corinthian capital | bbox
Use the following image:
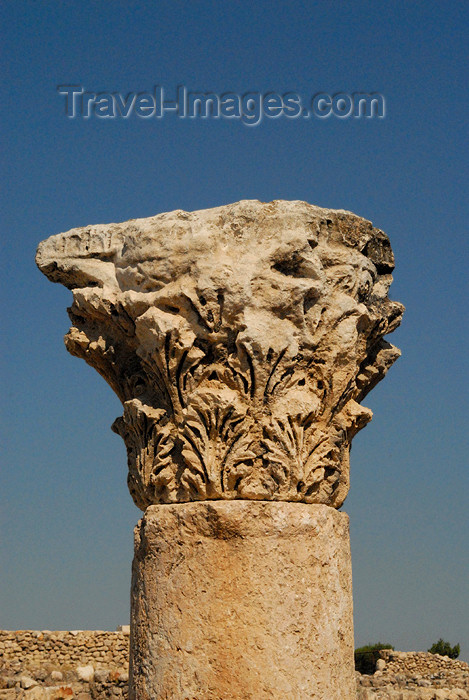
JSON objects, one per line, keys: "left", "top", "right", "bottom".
{"left": 36, "top": 200, "right": 404, "bottom": 509}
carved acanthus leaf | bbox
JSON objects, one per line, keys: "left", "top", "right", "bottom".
{"left": 180, "top": 387, "right": 257, "bottom": 499}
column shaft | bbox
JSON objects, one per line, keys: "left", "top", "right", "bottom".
{"left": 130, "top": 501, "right": 356, "bottom": 700}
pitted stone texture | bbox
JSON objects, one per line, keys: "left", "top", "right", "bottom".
{"left": 129, "top": 501, "right": 356, "bottom": 700}
{"left": 36, "top": 200, "right": 403, "bottom": 509}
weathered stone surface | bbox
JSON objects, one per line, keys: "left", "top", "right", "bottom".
{"left": 356, "top": 650, "right": 469, "bottom": 699}
{"left": 48, "top": 674, "right": 62, "bottom": 684}
{"left": 2, "top": 633, "right": 468, "bottom": 699}
{"left": 0, "top": 630, "right": 128, "bottom": 669}
{"left": 19, "top": 678, "right": 36, "bottom": 690}
{"left": 36, "top": 200, "right": 403, "bottom": 509}
{"left": 76, "top": 666, "right": 93, "bottom": 683}
{"left": 129, "top": 501, "right": 356, "bottom": 700}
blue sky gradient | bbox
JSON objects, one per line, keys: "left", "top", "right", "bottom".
{"left": 1, "top": 0, "right": 468, "bottom": 660}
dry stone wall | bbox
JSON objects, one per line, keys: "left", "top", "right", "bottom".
{"left": 0, "top": 631, "right": 128, "bottom": 669}
{"left": 0, "top": 630, "right": 128, "bottom": 699}
{"left": 357, "top": 650, "right": 469, "bottom": 700}
{"left": 2, "top": 632, "right": 468, "bottom": 699}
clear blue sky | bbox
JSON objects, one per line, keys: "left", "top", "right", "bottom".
{"left": 1, "top": 0, "right": 468, "bottom": 661}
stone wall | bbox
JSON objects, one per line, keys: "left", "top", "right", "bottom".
{"left": 0, "top": 631, "right": 128, "bottom": 669}
{"left": 1, "top": 631, "right": 468, "bottom": 699}
{"left": 357, "top": 650, "right": 469, "bottom": 700}
{"left": 0, "top": 630, "right": 128, "bottom": 699}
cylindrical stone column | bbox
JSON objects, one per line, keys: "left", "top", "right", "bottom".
{"left": 37, "top": 200, "right": 404, "bottom": 699}
{"left": 130, "top": 502, "right": 355, "bottom": 700}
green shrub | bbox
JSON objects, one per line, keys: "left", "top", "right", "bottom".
{"left": 428, "top": 638, "right": 460, "bottom": 659}
{"left": 354, "top": 642, "right": 395, "bottom": 674}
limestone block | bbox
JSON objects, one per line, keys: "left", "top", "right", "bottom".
{"left": 130, "top": 501, "right": 356, "bottom": 700}
{"left": 23, "top": 689, "right": 45, "bottom": 700}
{"left": 76, "top": 665, "right": 94, "bottom": 683}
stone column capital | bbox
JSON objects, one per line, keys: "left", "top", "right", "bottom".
{"left": 36, "top": 200, "right": 403, "bottom": 509}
